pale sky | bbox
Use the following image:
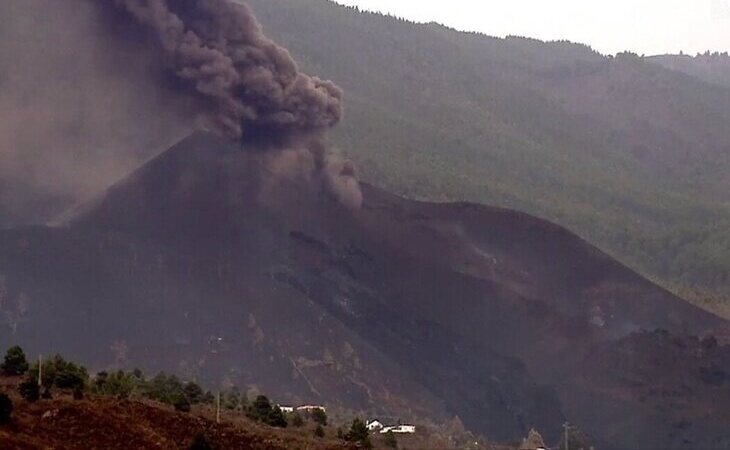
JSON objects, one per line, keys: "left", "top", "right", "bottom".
{"left": 333, "top": 0, "right": 730, "bottom": 56}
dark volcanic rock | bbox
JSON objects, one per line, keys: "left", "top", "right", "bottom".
{"left": 0, "top": 132, "right": 728, "bottom": 449}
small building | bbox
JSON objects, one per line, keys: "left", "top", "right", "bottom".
{"left": 366, "top": 420, "right": 384, "bottom": 431}
{"left": 296, "top": 405, "right": 327, "bottom": 413}
{"left": 277, "top": 405, "right": 294, "bottom": 413}
{"left": 380, "top": 424, "right": 416, "bottom": 434}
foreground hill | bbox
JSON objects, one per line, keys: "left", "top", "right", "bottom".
{"left": 0, "top": 392, "right": 344, "bottom": 449}
{"left": 1, "top": 133, "right": 729, "bottom": 449}
{"left": 241, "top": 0, "right": 730, "bottom": 317}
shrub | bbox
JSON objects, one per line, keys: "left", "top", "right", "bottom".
{"left": 94, "top": 371, "right": 109, "bottom": 389}
{"left": 73, "top": 386, "right": 84, "bottom": 400}
{"left": 146, "top": 372, "right": 184, "bottom": 405}
{"left": 18, "top": 378, "right": 39, "bottom": 402}
{"left": 55, "top": 367, "right": 86, "bottom": 391}
{"left": 311, "top": 407, "right": 327, "bottom": 426}
{"left": 173, "top": 394, "right": 191, "bottom": 413}
{"left": 384, "top": 430, "right": 398, "bottom": 449}
{"left": 41, "top": 387, "right": 52, "bottom": 399}
{"left": 249, "top": 395, "right": 272, "bottom": 421}
{"left": 202, "top": 391, "right": 216, "bottom": 405}
{"left": 224, "top": 387, "right": 241, "bottom": 411}
{"left": 183, "top": 381, "right": 204, "bottom": 405}
{"left": 1, "top": 346, "right": 29, "bottom": 376}
{"left": 31, "top": 355, "right": 88, "bottom": 391}
{"left": 266, "top": 405, "right": 287, "bottom": 428}
{"left": 291, "top": 412, "right": 304, "bottom": 427}
{"left": 346, "top": 418, "right": 372, "bottom": 449}
{"left": 95, "top": 370, "right": 135, "bottom": 398}
{"left": 314, "top": 424, "right": 325, "bottom": 438}
{"left": 0, "top": 393, "right": 12, "bottom": 424}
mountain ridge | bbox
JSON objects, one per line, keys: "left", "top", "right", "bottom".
{"left": 241, "top": 0, "right": 730, "bottom": 318}
{"left": 649, "top": 53, "right": 730, "bottom": 89}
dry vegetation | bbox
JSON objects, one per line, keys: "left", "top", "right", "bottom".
{"left": 0, "top": 387, "right": 345, "bottom": 450}
{"left": 0, "top": 378, "right": 512, "bottom": 450}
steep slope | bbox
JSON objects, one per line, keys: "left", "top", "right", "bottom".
{"left": 1, "top": 133, "right": 729, "bottom": 448}
{"left": 241, "top": 0, "right": 730, "bottom": 317}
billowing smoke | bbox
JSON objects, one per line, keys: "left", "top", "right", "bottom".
{"left": 109, "top": 0, "right": 361, "bottom": 209}
{"left": 0, "top": 0, "right": 361, "bottom": 228}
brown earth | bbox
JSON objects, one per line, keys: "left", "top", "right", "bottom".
{"left": 0, "top": 132, "right": 728, "bottom": 449}
{"left": 0, "top": 391, "right": 347, "bottom": 450}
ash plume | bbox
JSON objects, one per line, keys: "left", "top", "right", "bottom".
{"left": 0, "top": 0, "right": 361, "bottom": 228}
{"left": 109, "top": 0, "right": 361, "bottom": 208}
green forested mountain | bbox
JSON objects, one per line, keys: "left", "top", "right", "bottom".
{"left": 245, "top": 0, "right": 730, "bottom": 317}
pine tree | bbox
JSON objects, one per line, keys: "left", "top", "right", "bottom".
{"left": 266, "top": 405, "right": 288, "bottom": 428}
{"left": 250, "top": 395, "right": 272, "bottom": 421}
{"left": 183, "top": 381, "right": 204, "bottom": 404}
{"left": 346, "top": 418, "right": 373, "bottom": 449}
{"left": 18, "top": 378, "right": 39, "bottom": 402}
{"left": 1, "top": 346, "right": 29, "bottom": 376}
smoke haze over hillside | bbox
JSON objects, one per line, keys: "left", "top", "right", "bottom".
{"left": 109, "top": 0, "right": 360, "bottom": 209}
{"left": 0, "top": 0, "right": 360, "bottom": 226}
{"left": 0, "top": 0, "right": 201, "bottom": 225}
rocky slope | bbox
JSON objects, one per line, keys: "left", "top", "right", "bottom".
{"left": 0, "top": 133, "right": 728, "bottom": 448}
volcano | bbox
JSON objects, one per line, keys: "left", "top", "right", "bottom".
{"left": 0, "top": 132, "right": 729, "bottom": 449}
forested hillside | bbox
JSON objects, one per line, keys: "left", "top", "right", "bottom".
{"left": 650, "top": 53, "right": 730, "bottom": 88}
{"left": 245, "top": 0, "right": 730, "bottom": 317}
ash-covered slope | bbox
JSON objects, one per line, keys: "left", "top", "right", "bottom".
{"left": 243, "top": 0, "right": 730, "bottom": 318}
{"left": 1, "top": 133, "right": 729, "bottom": 449}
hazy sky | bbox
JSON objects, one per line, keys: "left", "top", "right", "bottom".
{"left": 333, "top": 0, "right": 730, "bottom": 56}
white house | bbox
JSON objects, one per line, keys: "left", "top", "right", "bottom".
{"left": 366, "top": 420, "right": 384, "bottom": 431}
{"left": 277, "top": 405, "right": 294, "bottom": 413}
{"left": 296, "top": 405, "right": 327, "bottom": 413}
{"left": 380, "top": 425, "right": 416, "bottom": 434}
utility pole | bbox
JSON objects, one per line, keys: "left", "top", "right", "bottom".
{"left": 216, "top": 391, "right": 221, "bottom": 424}
{"left": 563, "top": 421, "right": 570, "bottom": 450}
{"left": 38, "top": 354, "right": 42, "bottom": 388}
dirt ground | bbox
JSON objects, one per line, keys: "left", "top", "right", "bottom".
{"left": 0, "top": 391, "right": 349, "bottom": 450}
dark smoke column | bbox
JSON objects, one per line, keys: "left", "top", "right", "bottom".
{"left": 111, "top": 0, "right": 361, "bottom": 207}
{"left": 113, "top": 0, "right": 343, "bottom": 140}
